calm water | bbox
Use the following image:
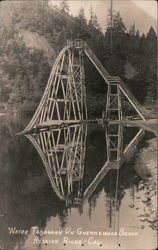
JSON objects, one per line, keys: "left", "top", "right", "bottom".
{"left": 0, "top": 116, "right": 157, "bottom": 250}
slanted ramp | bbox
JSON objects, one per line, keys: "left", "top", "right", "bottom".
{"left": 84, "top": 43, "right": 147, "bottom": 121}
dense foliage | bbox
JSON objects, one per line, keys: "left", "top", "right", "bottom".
{"left": 0, "top": 0, "right": 157, "bottom": 117}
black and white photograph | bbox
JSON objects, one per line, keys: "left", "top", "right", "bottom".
{"left": 0, "top": 0, "right": 157, "bottom": 249}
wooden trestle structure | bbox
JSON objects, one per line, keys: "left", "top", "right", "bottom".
{"left": 20, "top": 39, "right": 147, "bottom": 135}
{"left": 20, "top": 39, "right": 148, "bottom": 206}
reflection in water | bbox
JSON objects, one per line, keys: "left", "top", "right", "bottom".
{"left": 26, "top": 125, "right": 87, "bottom": 207}
{"left": 26, "top": 122, "right": 145, "bottom": 208}
{"left": 0, "top": 117, "right": 157, "bottom": 250}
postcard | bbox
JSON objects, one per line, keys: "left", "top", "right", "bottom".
{"left": 0, "top": 1, "right": 157, "bottom": 249}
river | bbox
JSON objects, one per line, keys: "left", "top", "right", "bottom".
{"left": 0, "top": 115, "right": 157, "bottom": 250}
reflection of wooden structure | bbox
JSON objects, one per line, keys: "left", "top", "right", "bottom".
{"left": 26, "top": 125, "right": 87, "bottom": 206}
{"left": 83, "top": 123, "right": 145, "bottom": 200}
{"left": 106, "top": 123, "right": 123, "bottom": 168}
{"left": 20, "top": 40, "right": 148, "bottom": 135}
{"left": 26, "top": 121, "right": 145, "bottom": 208}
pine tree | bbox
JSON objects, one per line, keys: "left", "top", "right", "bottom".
{"left": 147, "top": 26, "right": 157, "bottom": 38}
{"left": 146, "top": 26, "right": 157, "bottom": 55}
{"left": 104, "top": 11, "right": 127, "bottom": 75}
{"left": 105, "top": 11, "right": 126, "bottom": 50}
{"left": 59, "top": 0, "right": 70, "bottom": 13}
{"left": 105, "top": 0, "right": 114, "bottom": 55}
{"left": 112, "top": 12, "right": 126, "bottom": 36}
{"left": 89, "top": 7, "right": 101, "bottom": 31}
{"left": 78, "top": 7, "right": 87, "bottom": 24}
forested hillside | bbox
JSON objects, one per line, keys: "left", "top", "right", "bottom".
{"left": 0, "top": 0, "right": 157, "bottom": 117}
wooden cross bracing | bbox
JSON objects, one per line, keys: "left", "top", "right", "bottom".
{"left": 20, "top": 40, "right": 148, "bottom": 135}
{"left": 21, "top": 44, "right": 88, "bottom": 134}
{"left": 37, "top": 49, "right": 87, "bottom": 124}
{"left": 106, "top": 83, "right": 122, "bottom": 121}
{"left": 26, "top": 125, "right": 87, "bottom": 201}
{"left": 106, "top": 123, "right": 123, "bottom": 166}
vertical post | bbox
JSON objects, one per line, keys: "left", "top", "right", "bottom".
{"left": 117, "top": 85, "right": 122, "bottom": 121}
{"left": 106, "top": 84, "right": 110, "bottom": 120}
{"left": 117, "top": 122, "right": 123, "bottom": 161}
{"left": 80, "top": 49, "right": 84, "bottom": 121}
{"left": 109, "top": 172, "right": 112, "bottom": 228}
{"left": 80, "top": 48, "right": 88, "bottom": 120}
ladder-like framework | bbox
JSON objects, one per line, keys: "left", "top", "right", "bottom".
{"left": 39, "top": 44, "right": 88, "bottom": 124}
{"left": 25, "top": 124, "right": 87, "bottom": 205}
{"left": 106, "top": 82, "right": 122, "bottom": 121}
{"left": 105, "top": 76, "right": 146, "bottom": 120}
{"left": 106, "top": 123, "right": 123, "bottom": 168}
{"left": 20, "top": 40, "right": 148, "bottom": 135}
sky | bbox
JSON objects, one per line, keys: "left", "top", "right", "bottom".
{"left": 50, "top": 0, "right": 157, "bottom": 33}
{"left": 132, "top": 0, "right": 157, "bottom": 19}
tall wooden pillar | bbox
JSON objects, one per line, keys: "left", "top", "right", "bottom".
{"left": 106, "top": 83, "right": 122, "bottom": 121}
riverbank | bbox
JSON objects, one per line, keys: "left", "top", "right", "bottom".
{"left": 134, "top": 137, "right": 157, "bottom": 231}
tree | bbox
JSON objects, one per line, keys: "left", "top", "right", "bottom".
{"left": 89, "top": 7, "right": 101, "bottom": 31}
{"left": 78, "top": 7, "right": 87, "bottom": 24}
{"left": 112, "top": 12, "right": 126, "bottom": 36}
{"left": 59, "top": 0, "right": 70, "bottom": 13}
{"left": 146, "top": 26, "right": 157, "bottom": 56}
{"left": 105, "top": 11, "right": 126, "bottom": 49}
{"left": 147, "top": 26, "right": 157, "bottom": 38}
{"left": 104, "top": 11, "right": 127, "bottom": 75}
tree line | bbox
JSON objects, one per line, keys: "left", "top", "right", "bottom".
{"left": 0, "top": 0, "right": 157, "bottom": 117}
